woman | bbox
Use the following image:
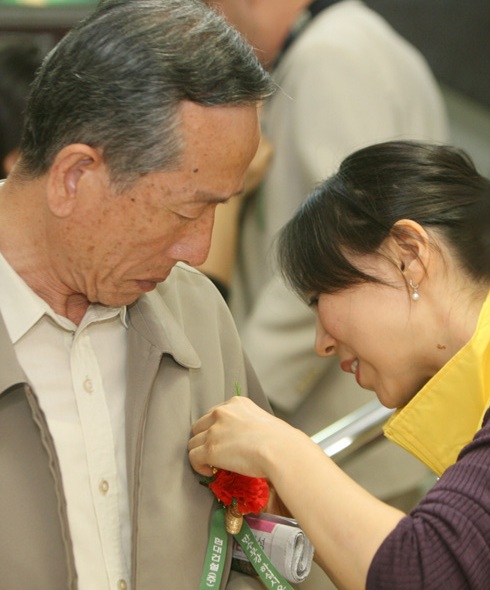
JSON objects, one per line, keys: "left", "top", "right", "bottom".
{"left": 188, "top": 141, "right": 490, "bottom": 589}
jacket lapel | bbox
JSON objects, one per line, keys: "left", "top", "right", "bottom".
{"left": 124, "top": 290, "right": 201, "bottom": 500}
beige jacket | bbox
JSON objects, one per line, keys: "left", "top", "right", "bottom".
{"left": 0, "top": 263, "right": 269, "bottom": 590}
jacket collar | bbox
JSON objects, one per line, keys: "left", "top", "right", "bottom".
{"left": 384, "top": 291, "right": 490, "bottom": 476}
{"left": 127, "top": 287, "right": 201, "bottom": 370}
{"left": 0, "top": 266, "right": 202, "bottom": 397}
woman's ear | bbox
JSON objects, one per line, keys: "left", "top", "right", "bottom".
{"left": 46, "top": 144, "right": 104, "bottom": 217}
{"left": 387, "top": 219, "right": 431, "bottom": 284}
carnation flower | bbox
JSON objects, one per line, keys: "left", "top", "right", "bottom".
{"left": 208, "top": 469, "right": 269, "bottom": 514}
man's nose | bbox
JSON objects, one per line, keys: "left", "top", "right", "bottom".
{"left": 168, "top": 207, "right": 215, "bottom": 267}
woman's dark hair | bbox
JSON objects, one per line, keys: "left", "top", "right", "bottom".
{"left": 278, "top": 140, "right": 490, "bottom": 297}
{"left": 463, "top": 189, "right": 490, "bottom": 278}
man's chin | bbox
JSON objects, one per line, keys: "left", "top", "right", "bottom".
{"left": 136, "top": 279, "right": 159, "bottom": 293}
{"left": 93, "top": 290, "right": 144, "bottom": 309}
{"left": 94, "top": 278, "right": 166, "bottom": 308}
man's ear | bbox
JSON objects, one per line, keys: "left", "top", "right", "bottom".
{"left": 387, "top": 219, "right": 431, "bottom": 284}
{"left": 46, "top": 144, "right": 104, "bottom": 217}
{"left": 3, "top": 148, "right": 20, "bottom": 176}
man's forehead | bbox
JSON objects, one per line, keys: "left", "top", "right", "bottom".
{"left": 150, "top": 182, "right": 243, "bottom": 208}
{"left": 180, "top": 99, "right": 259, "bottom": 135}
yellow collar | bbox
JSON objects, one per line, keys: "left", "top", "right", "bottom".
{"left": 384, "top": 292, "right": 490, "bottom": 477}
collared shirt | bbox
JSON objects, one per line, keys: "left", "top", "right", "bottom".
{"left": 384, "top": 291, "right": 490, "bottom": 476}
{"left": 0, "top": 253, "right": 131, "bottom": 590}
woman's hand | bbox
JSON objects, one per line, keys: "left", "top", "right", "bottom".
{"left": 189, "top": 396, "right": 405, "bottom": 589}
{"left": 188, "top": 396, "right": 295, "bottom": 479}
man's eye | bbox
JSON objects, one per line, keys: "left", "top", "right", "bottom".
{"left": 175, "top": 209, "right": 199, "bottom": 221}
{"left": 175, "top": 205, "right": 207, "bottom": 220}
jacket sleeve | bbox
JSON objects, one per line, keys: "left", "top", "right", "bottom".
{"left": 367, "top": 412, "right": 490, "bottom": 589}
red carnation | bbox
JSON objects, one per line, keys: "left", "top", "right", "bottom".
{"left": 209, "top": 469, "right": 269, "bottom": 514}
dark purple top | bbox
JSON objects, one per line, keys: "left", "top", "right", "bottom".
{"left": 367, "top": 408, "right": 490, "bottom": 589}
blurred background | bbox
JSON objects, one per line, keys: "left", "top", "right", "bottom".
{"left": 1, "top": 0, "right": 489, "bottom": 175}
{"left": 366, "top": 0, "right": 490, "bottom": 176}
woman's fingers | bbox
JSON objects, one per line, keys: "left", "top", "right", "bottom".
{"left": 191, "top": 396, "right": 241, "bottom": 435}
{"left": 187, "top": 427, "right": 215, "bottom": 476}
{"left": 188, "top": 397, "right": 271, "bottom": 477}
{"left": 191, "top": 409, "right": 214, "bottom": 436}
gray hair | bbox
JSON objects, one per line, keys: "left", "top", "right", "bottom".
{"left": 19, "top": 0, "right": 274, "bottom": 187}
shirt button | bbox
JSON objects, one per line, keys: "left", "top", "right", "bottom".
{"left": 83, "top": 377, "right": 94, "bottom": 394}
{"left": 99, "top": 479, "right": 110, "bottom": 495}
{"left": 117, "top": 579, "right": 128, "bottom": 590}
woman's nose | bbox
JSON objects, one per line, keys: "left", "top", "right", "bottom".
{"left": 314, "top": 318, "right": 336, "bottom": 358}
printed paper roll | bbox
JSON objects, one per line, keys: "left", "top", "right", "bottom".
{"left": 231, "top": 513, "right": 314, "bottom": 583}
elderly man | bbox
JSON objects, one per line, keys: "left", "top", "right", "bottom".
{"left": 0, "top": 1, "right": 273, "bottom": 589}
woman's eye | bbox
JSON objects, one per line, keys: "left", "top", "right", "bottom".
{"left": 308, "top": 294, "right": 319, "bottom": 307}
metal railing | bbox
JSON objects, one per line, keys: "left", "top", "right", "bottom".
{"left": 311, "top": 399, "right": 395, "bottom": 462}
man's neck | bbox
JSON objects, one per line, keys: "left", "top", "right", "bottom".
{"left": 0, "top": 176, "right": 91, "bottom": 326}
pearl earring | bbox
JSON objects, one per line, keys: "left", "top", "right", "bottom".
{"left": 409, "top": 279, "right": 420, "bottom": 301}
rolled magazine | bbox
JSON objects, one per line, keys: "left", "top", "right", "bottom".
{"left": 231, "top": 513, "right": 314, "bottom": 584}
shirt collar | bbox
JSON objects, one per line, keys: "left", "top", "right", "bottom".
{"left": 384, "top": 291, "right": 490, "bottom": 476}
{"left": 0, "top": 252, "right": 127, "bottom": 344}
